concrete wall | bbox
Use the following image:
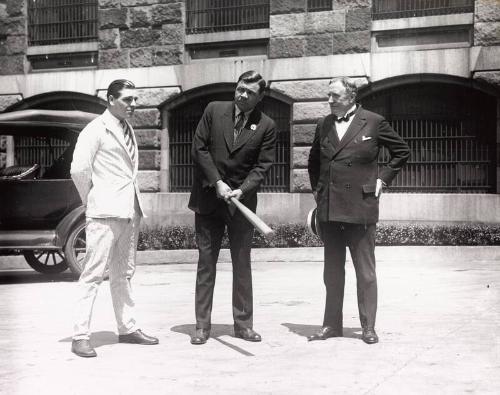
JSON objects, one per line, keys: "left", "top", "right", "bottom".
{"left": 140, "top": 192, "right": 500, "bottom": 227}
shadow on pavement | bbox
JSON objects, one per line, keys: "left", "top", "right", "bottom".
{"left": 171, "top": 324, "right": 255, "bottom": 356}
{"left": 59, "top": 331, "right": 118, "bottom": 348}
{"left": 0, "top": 270, "right": 76, "bottom": 284}
{"left": 282, "top": 323, "right": 362, "bottom": 340}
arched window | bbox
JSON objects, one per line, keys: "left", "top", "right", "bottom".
{"left": 360, "top": 79, "right": 497, "bottom": 193}
{"left": 168, "top": 90, "right": 290, "bottom": 192}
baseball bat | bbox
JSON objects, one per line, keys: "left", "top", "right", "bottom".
{"left": 229, "top": 197, "right": 275, "bottom": 238}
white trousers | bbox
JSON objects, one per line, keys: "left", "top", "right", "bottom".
{"left": 72, "top": 213, "right": 141, "bottom": 340}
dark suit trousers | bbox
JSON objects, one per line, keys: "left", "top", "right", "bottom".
{"left": 194, "top": 205, "right": 254, "bottom": 330}
{"left": 321, "top": 222, "right": 377, "bottom": 331}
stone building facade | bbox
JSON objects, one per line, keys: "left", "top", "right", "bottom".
{"left": 1, "top": 0, "right": 499, "bottom": 226}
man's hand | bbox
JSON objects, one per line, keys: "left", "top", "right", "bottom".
{"left": 215, "top": 180, "right": 232, "bottom": 200}
{"left": 227, "top": 188, "right": 243, "bottom": 201}
{"left": 375, "top": 178, "right": 384, "bottom": 198}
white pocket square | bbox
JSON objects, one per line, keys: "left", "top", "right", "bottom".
{"left": 361, "top": 136, "right": 372, "bottom": 141}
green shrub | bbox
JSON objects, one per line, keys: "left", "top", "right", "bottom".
{"left": 137, "top": 222, "right": 500, "bottom": 250}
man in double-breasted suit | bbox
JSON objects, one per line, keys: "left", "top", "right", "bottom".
{"left": 70, "top": 79, "right": 158, "bottom": 357}
{"left": 189, "top": 70, "right": 276, "bottom": 345}
{"left": 307, "top": 77, "right": 410, "bottom": 344}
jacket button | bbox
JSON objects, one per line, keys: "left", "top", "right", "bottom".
{"left": 347, "top": 162, "right": 352, "bottom": 167}
{"left": 345, "top": 183, "right": 351, "bottom": 189}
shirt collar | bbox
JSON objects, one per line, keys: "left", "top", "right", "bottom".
{"left": 234, "top": 105, "right": 252, "bottom": 120}
{"left": 104, "top": 109, "right": 126, "bottom": 130}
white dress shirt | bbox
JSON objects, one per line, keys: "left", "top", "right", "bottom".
{"left": 335, "top": 104, "right": 357, "bottom": 141}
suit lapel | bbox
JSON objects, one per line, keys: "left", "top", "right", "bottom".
{"left": 223, "top": 104, "right": 235, "bottom": 151}
{"left": 102, "top": 113, "right": 135, "bottom": 168}
{"left": 332, "top": 108, "right": 367, "bottom": 159}
{"left": 321, "top": 114, "right": 337, "bottom": 159}
{"left": 232, "top": 109, "right": 261, "bottom": 152}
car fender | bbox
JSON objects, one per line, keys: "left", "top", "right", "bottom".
{"left": 55, "top": 206, "right": 86, "bottom": 248}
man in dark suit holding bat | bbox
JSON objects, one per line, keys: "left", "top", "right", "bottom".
{"left": 307, "top": 77, "right": 410, "bottom": 344}
{"left": 188, "top": 70, "right": 276, "bottom": 345}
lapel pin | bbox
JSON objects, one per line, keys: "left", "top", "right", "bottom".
{"left": 250, "top": 124, "right": 257, "bottom": 131}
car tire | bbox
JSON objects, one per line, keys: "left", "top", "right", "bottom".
{"left": 64, "top": 219, "right": 87, "bottom": 277}
{"left": 23, "top": 250, "right": 69, "bottom": 274}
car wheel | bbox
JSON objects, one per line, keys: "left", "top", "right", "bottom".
{"left": 23, "top": 250, "right": 69, "bottom": 274}
{"left": 64, "top": 219, "right": 87, "bottom": 277}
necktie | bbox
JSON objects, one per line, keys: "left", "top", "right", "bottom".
{"left": 233, "top": 112, "right": 245, "bottom": 143}
{"left": 122, "top": 121, "right": 136, "bottom": 162}
{"left": 334, "top": 109, "right": 355, "bottom": 123}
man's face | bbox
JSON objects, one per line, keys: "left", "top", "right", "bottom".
{"left": 234, "top": 81, "right": 264, "bottom": 113}
{"left": 328, "top": 80, "right": 355, "bottom": 117}
{"left": 108, "top": 88, "right": 138, "bottom": 121}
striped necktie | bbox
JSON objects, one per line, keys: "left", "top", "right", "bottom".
{"left": 121, "top": 121, "right": 136, "bottom": 162}
{"left": 233, "top": 112, "right": 245, "bottom": 143}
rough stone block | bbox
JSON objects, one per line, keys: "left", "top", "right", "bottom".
{"left": 333, "top": 0, "right": 371, "bottom": 9}
{"left": 304, "top": 11, "right": 345, "bottom": 34}
{"left": 269, "top": 37, "right": 306, "bottom": 58}
{"left": 130, "top": 108, "right": 161, "bottom": 128}
{"left": 473, "top": 71, "right": 500, "bottom": 89}
{"left": 99, "top": 28, "right": 119, "bottom": 49}
{"left": 270, "top": 14, "right": 305, "bottom": 37}
{"left": 305, "top": 33, "right": 333, "bottom": 56}
{"left": 475, "top": 0, "right": 500, "bottom": 22}
{"left": 474, "top": 22, "right": 500, "bottom": 46}
{"left": 138, "top": 170, "right": 160, "bottom": 192}
{"left": 99, "top": 8, "right": 128, "bottom": 30}
{"left": 1, "top": 18, "right": 25, "bottom": 35}
{"left": 120, "top": 0, "right": 156, "bottom": 6}
{"left": 270, "top": 0, "right": 306, "bottom": 15}
{"left": 293, "top": 146, "right": 310, "bottom": 168}
{"left": 293, "top": 102, "right": 330, "bottom": 122}
{"left": 98, "top": 49, "right": 129, "bottom": 69}
{"left": 153, "top": 45, "right": 183, "bottom": 65}
{"left": 293, "top": 124, "right": 317, "bottom": 145}
{"left": 0, "top": 3, "right": 7, "bottom": 19}
{"left": 5, "top": 35, "right": 26, "bottom": 55}
{"left": 346, "top": 7, "right": 371, "bottom": 31}
{"left": 139, "top": 150, "right": 161, "bottom": 170}
{"left": 159, "top": 23, "right": 184, "bottom": 45}
{"left": 292, "top": 169, "right": 312, "bottom": 192}
{"left": 130, "top": 6, "right": 152, "bottom": 28}
{"left": 130, "top": 47, "right": 154, "bottom": 67}
{"left": 151, "top": 3, "right": 183, "bottom": 25}
{"left": 6, "top": 0, "right": 23, "bottom": 17}
{"left": 0, "top": 94, "right": 22, "bottom": 111}
{"left": 135, "top": 129, "right": 161, "bottom": 148}
{"left": 332, "top": 30, "right": 370, "bottom": 53}
{"left": 135, "top": 87, "right": 181, "bottom": 107}
{"left": 99, "top": 0, "right": 121, "bottom": 8}
{"left": 0, "top": 55, "right": 24, "bottom": 75}
{"left": 271, "top": 79, "right": 330, "bottom": 100}
{"left": 121, "top": 28, "right": 161, "bottom": 48}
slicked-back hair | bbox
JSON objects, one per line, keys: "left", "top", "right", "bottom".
{"left": 329, "top": 77, "right": 358, "bottom": 100}
{"left": 237, "top": 70, "right": 266, "bottom": 94}
{"left": 107, "top": 79, "right": 136, "bottom": 102}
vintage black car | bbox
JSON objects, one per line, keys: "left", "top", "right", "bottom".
{"left": 0, "top": 109, "right": 98, "bottom": 276}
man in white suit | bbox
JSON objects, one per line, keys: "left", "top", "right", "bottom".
{"left": 70, "top": 79, "right": 158, "bottom": 358}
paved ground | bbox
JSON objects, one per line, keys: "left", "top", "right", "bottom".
{"left": 0, "top": 247, "right": 499, "bottom": 395}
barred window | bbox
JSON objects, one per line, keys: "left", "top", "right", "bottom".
{"left": 372, "top": 0, "right": 474, "bottom": 20}
{"left": 361, "top": 83, "right": 496, "bottom": 193}
{"left": 28, "top": 0, "right": 98, "bottom": 46}
{"left": 307, "top": 0, "right": 332, "bottom": 12}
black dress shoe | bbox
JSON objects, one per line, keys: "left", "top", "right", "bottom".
{"left": 190, "top": 328, "right": 210, "bottom": 345}
{"left": 234, "top": 327, "right": 261, "bottom": 342}
{"left": 307, "top": 326, "right": 343, "bottom": 341}
{"left": 118, "top": 329, "right": 159, "bottom": 345}
{"left": 71, "top": 339, "right": 97, "bottom": 358}
{"left": 362, "top": 328, "right": 379, "bottom": 344}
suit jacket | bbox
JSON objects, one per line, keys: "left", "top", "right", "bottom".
{"left": 308, "top": 106, "right": 410, "bottom": 224}
{"left": 71, "top": 109, "right": 144, "bottom": 219}
{"left": 189, "top": 101, "right": 276, "bottom": 214}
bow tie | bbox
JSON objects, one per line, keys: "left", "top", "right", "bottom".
{"left": 334, "top": 110, "right": 355, "bottom": 123}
